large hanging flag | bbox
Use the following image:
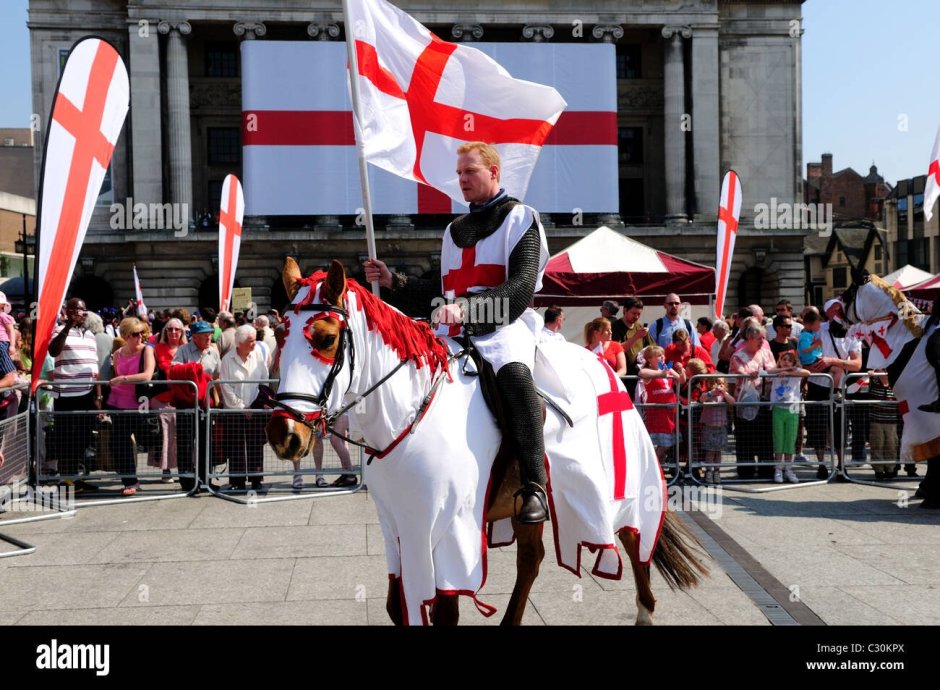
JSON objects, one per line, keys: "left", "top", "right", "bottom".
{"left": 32, "top": 38, "right": 129, "bottom": 392}
{"left": 342, "top": 0, "right": 568, "bottom": 205}
{"left": 218, "top": 174, "right": 245, "bottom": 314}
{"left": 925, "top": 123, "right": 940, "bottom": 222}
{"left": 132, "top": 264, "right": 146, "bottom": 318}
{"left": 714, "top": 170, "right": 742, "bottom": 321}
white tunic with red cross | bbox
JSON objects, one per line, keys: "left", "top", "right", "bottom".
{"left": 439, "top": 203, "right": 549, "bottom": 373}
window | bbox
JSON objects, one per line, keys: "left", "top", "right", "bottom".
{"left": 207, "top": 180, "right": 224, "bottom": 220}
{"left": 618, "top": 126, "right": 643, "bottom": 164}
{"left": 616, "top": 45, "right": 641, "bottom": 79}
{"left": 832, "top": 267, "right": 847, "bottom": 289}
{"left": 874, "top": 244, "right": 883, "bottom": 261}
{"left": 839, "top": 196, "right": 846, "bottom": 207}
{"left": 207, "top": 127, "right": 240, "bottom": 165}
{"left": 206, "top": 43, "right": 239, "bottom": 78}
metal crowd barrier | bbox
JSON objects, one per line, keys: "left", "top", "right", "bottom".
{"left": 1, "top": 383, "right": 73, "bottom": 557}
{"left": 622, "top": 375, "right": 681, "bottom": 486}
{"left": 839, "top": 372, "right": 920, "bottom": 489}
{"left": 205, "top": 379, "right": 364, "bottom": 504}
{"left": 683, "top": 372, "right": 836, "bottom": 493}
{"left": 35, "top": 379, "right": 200, "bottom": 507}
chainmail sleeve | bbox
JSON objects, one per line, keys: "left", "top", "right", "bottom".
{"left": 463, "top": 222, "right": 541, "bottom": 337}
{"left": 383, "top": 274, "right": 440, "bottom": 320}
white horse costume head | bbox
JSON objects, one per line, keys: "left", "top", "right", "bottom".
{"left": 841, "top": 268, "right": 939, "bottom": 462}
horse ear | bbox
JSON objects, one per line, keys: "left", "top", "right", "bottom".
{"left": 283, "top": 257, "right": 302, "bottom": 302}
{"left": 320, "top": 259, "right": 347, "bottom": 307}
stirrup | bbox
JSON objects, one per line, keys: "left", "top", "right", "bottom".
{"left": 513, "top": 483, "right": 549, "bottom": 524}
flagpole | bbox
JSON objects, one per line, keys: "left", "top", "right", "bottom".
{"left": 342, "top": 0, "right": 380, "bottom": 296}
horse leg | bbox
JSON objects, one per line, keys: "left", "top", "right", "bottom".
{"left": 430, "top": 593, "right": 460, "bottom": 626}
{"left": 500, "top": 520, "right": 545, "bottom": 626}
{"left": 386, "top": 577, "right": 404, "bottom": 626}
{"left": 619, "top": 528, "right": 656, "bottom": 626}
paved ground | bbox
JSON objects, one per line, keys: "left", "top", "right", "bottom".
{"left": 1, "top": 475, "right": 938, "bottom": 626}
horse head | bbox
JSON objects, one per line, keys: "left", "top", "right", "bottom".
{"left": 266, "top": 258, "right": 353, "bottom": 461}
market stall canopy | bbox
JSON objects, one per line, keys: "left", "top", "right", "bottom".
{"left": 881, "top": 264, "right": 934, "bottom": 290}
{"left": 535, "top": 226, "right": 715, "bottom": 306}
{"left": 905, "top": 273, "right": 940, "bottom": 302}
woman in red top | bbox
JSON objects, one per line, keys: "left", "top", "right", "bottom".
{"left": 664, "top": 328, "right": 716, "bottom": 373}
{"left": 147, "top": 318, "right": 187, "bottom": 482}
{"left": 584, "top": 317, "right": 626, "bottom": 375}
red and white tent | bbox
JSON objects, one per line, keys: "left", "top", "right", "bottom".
{"left": 535, "top": 226, "right": 716, "bottom": 306}
{"left": 881, "top": 264, "right": 934, "bottom": 290}
{"left": 905, "top": 273, "right": 940, "bottom": 302}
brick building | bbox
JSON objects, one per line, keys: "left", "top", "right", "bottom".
{"left": 805, "top": 153, "right": 891, "bottom": 222}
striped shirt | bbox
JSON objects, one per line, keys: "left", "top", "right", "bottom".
{"left": 51, "top": 325, "right": 99, "bottom": 396}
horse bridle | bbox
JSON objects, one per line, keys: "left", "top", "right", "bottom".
{"left": 269, "top": 302, "right": 358, "bottom": 440}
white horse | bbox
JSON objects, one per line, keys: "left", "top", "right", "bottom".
{"left": 266, "top": 259, "right": 708, "bottom": 625}
{"left": 842, "top": 271, "right": 940, "bottom": 467}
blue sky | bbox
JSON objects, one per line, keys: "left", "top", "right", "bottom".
{"left": 1, "top": 0, "right": 938, "bottom": 185}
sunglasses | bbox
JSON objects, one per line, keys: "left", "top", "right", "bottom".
{"left": 779, "top": 324, "right": 793, "bottom": 329}
{"left": 129, "top": 331, "right": 145, "bottom": 337}
{"left": 665, "top": 302, "right": 680, "bottom": 306}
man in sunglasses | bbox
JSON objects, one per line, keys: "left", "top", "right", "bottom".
{"left": 649, "top": 293, "right": 699, "bottom": 349}
{"left": 47, "top": 297, "right": 100, "bottom": 491}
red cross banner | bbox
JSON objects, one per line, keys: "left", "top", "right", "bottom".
{"left": 714, "top": 169, "right": 743, "bottom": 321}
{"left": 218, "top": 174, "right": 245, "bottom": 314}
{"left": 31, "top": 38, "right": 129, "bottom": 392}
{"left": 925, "top": 123, "right": 940, "bottom": 222}
{"left": 344, "top": 0, "right": 566, "bottom": 205}
{"left": 133, "top": 264, "right": 147, "bottom": 318}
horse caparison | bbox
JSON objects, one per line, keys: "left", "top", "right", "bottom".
{"left": 266, "top": 258, "right": 709, "bottom": 625}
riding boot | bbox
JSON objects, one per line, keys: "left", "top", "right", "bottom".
{"left": 917, "top": 329, "right": 940, "bottom": 413}
{"left": 496, "top": 363, "right": 548, "bottom": 524}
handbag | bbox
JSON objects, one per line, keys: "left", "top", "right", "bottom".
{"left": 136, "top": 347, "right": 170, "bottom": 400}
{"left": 736, "top": 379, "right": 760, "bottom": 421}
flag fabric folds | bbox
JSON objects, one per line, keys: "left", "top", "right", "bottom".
{"left": 32, "top": 38, "right": 129, "bottom": 391}
{"left": 218, "top": 174, "right": 245, "bottom": 314}
{"left": 344, "top": 0, "right": 567, "bottom": 204}
{"left": 714, "top": 170, "right": 742, "bottom": 321}
{"left": 133, "top": 264, "right": 146, "bottom": 317}
{"left": 925, "top": 123, "right": 940, "bottom": 222}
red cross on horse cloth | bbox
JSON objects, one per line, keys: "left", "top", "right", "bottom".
{"left": 31, "top": 38, "right": 129, "bottom": 392}
{"left": 714, "top": 169, "right": 742, "bottom": 320}
{"left": 218, "top": 174, "right": 245, "bottom": 313}
{"left": 345, "top": 0, "right": 566, "bottom": 204}
{"left": 595, "top": 355, "right": 634, "bottom": 500}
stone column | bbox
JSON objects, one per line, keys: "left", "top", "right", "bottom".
{"left": 691, "top": 26, "right": 720, "bottom": 220}
{"left": 233, "top": 21, "right": 267, "bottom": 40}
{"left": 662, "top": 25, "right": 691, "bottom": 223}
{"left": 452, "top": 24, "right": 483, "bottom": 41}
{"left": 592, "top": 24, "right": 624, "bottom": 43}
{"left": 307, "top": 22, "right": 340, "bottom": 40}
{"left": 158, "top": 20, "right": 193, "bottom": 222}
{"left": 129, "top": 20, "right": 162, "bottom": 204}
{"left": 522, "top": 25, "right": 554, "bottom": 42}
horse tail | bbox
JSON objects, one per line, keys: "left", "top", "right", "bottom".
{"left": 651, "top": 511, "right": 710, "bottom": 590}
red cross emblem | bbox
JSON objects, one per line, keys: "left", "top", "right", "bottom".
{"left": 354, "top": 36, "right": 554, "bottom": 187}
{"left": 930, "top": 159, "right": 940, "bottom": 186}
{"left": 715, "top": 171, "right": 740, "bottom": 315}
{"left": 219, "top": 180, "right": 243, "bottom": 312}
{"left": 439, "top": 245, "right": 505, "bottom": 336}
{"left": 39, "top": 42, "right": 119, "bottom": 327}
{"left": 596, "top": 355, "right": 634, "bottom": 501}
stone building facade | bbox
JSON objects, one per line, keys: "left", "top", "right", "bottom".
{"left": 28, "top": 0, "right": 806, "bottom": 314}
{"left": 884, "top": 175, "right": 940, "bottom": 275}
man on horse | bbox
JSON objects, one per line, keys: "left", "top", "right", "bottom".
{"left": 364, "top": 141, "right": 550, "bottom": 524}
